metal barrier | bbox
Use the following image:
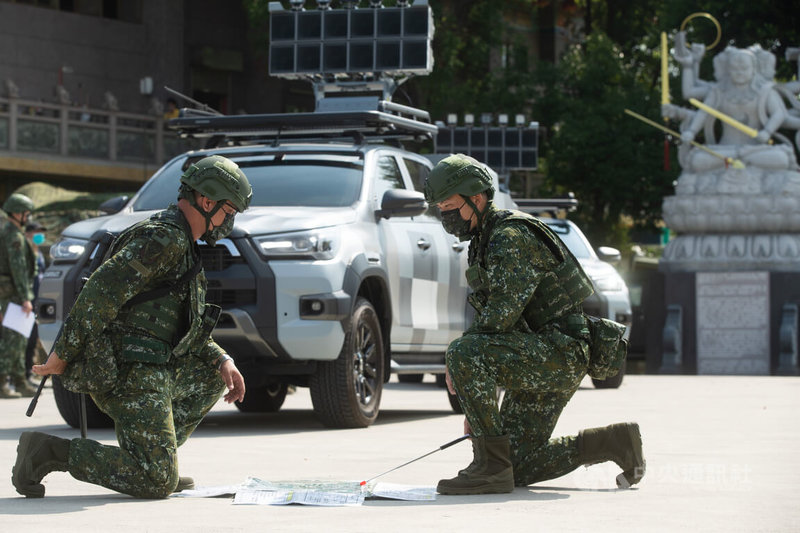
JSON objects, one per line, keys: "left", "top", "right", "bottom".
{"left": 0, "top": 96, "right": 199, "bottom": 167}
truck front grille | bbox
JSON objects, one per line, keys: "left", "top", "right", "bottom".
{"left": 198, "top": 245, "right": 246, "bottom": 271}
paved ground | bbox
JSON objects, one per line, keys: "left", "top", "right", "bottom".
{"left": 0, "top": 374, "right": 797, "bottom": 532}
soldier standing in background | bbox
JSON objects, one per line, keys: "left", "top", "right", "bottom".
{"left": 24, "top": 221, "right": 49, "bottom": 380}
{"left": 13, "top": 155, "right": 252, "bottom": 498}
{"left": 0, "top": 193, "right": 38, "bottom": 398}
{"left": 424, "top": 154, "right": 645, "bottom": 495}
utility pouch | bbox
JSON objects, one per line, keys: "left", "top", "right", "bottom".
{"left": 172, "top": 303, "right": 221, "bottom": 357}
{"left": 60, "top": 332, "right": 118, "bottom": 394}
{"left": 465, "top": 264, "right": 489, "bottom": 292}
{"left": 585, "top": 315, "right": 627, "bottom": 380}
{"left": 119, "top": 334, "right": 171, "bottom": 364}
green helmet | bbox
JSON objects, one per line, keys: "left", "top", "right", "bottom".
{"left": 3, "top": 193, "right": 35, "bottom": 214}
{"left": 424, "top": 154, "right": 494, "bottom": 205}
{"left": 180, "top": 155, "right": 253, "bottom": 212}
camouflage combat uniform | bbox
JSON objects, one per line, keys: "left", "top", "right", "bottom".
{"left": 55, "top": 204, "right": 227, "bottom": 498}
{"left": 447, "top": 205, "right": 595, "bottom": 486}
{"left": 0, "top": 216, "right": 36, "bottom": 377}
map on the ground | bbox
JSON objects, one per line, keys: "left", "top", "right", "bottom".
{"left": 173, "top": 477, "right": 437, "bottom": 506}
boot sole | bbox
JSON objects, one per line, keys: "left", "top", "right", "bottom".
{"left": 437, "top": 481, "right": 515, "bottom": 495}
{"left": 616, "top": 423, "right": 645, "bottom": 489}
{"left": 12, "top": 432, "right": 46, "bottom": 498}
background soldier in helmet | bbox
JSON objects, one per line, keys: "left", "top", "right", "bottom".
{"left": 424, "top": 154, "right": 645, "bottom": 495}
{"left": 0, "top": 193, "right": 39, "bottom": 398}
{"left": 13, "top": 155, "right": 253, "bottom": 499}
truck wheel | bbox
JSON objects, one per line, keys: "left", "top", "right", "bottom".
{"left": 591, "top": 361, "right": 626, "bottom": 389}
{"left": 310, "top": 297, "right": 384, "bottom": 428}
{"left": 235, "top": 382, "right": 288, "bottom": 413}
{"left": 397, "top": 373, "right": 423, "bottom": 383}
{"left": 52, "top": 376, "right": 113, "bottom": 429}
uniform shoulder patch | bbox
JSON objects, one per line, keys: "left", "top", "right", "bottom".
{"left": 137, "top": 225, "right": 181, "bottom": 266}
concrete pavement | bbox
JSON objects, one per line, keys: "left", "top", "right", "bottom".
{"left": 0, "top": 374, "right": 798, "bottom": 532}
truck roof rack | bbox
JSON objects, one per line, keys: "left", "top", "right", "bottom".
{"left": 513, "top": 194, "right": 578, "bottom": 215}
{"left": 168, "top": 99, "right": 437, "bottom": 147}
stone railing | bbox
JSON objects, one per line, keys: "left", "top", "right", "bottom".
{"left": 0, "top": 96, "right": 200, "bottom": 167}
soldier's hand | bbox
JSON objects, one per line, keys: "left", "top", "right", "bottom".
{"left": 33, "top": 351, "right": 67, "bottom": 376}
{"left": 220, "top": 360, "right": 245, "bottom": 404}
{"left": 22, "top": 300, "right": 33, "bottom": 316}
{"left": 463, "top": 417, "right": 472, "bottom": 437}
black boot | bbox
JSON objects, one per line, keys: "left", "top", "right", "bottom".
{"left": 578, "top": 422, "right": 646, "bottom": 488}
{"left": 12, "top": 431, "right": 71, "bottom": 498}
{"left": 437, "top": 435, "right": 514, "bottom": 495}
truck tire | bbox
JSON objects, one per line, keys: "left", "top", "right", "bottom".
{"left": 591, "top": 361, "right": 626, "bottom": 389}
{"left": 235, "top": 382, "right": 288, "bottom": 413}
{"left": 52, "top": 376, "right": 113, "bottom": 429}
{"left": 310, "top": 297, "right": 384, "bottom": 428}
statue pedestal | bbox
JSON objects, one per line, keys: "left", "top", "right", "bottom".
{"left": 658, "top": 267, "right": 800, "bottom": 375}
{"left": 696, "top": 271, "right": 770, "bottom": 374}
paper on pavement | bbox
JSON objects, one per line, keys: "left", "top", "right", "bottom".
{"left": 174, "top": 477, "right": 436, "bottom": 506}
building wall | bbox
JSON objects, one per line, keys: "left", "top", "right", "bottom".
{"left": 0, "top": 1, "right": 185, "bottom": 114}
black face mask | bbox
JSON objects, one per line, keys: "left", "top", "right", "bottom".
{"left": 440, "top": 202, "right": 473, "bottom": 239}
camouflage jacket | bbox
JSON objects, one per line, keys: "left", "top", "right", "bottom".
{"left": 54, "top": 204, "right": 225, "bottom": 366}
{"left": 0, "top": 217, "right": 35, "bottom": 303}
{"left": 464, "top": 205, "right": 590, "bottom": 335}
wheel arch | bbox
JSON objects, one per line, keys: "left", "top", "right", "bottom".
{"left": 344, "top": 256, "right": 392, "bottom": 383}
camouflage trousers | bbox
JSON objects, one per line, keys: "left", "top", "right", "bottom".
{"left": 68, "top": 353, "right": 225, "bottom": 498}
{"left": 0, "top": 299, "right": 27, "bottom": 377}
{"left": 447, "top": 326, "right": 589, "bottom": 486}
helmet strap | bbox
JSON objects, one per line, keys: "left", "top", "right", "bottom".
{"left": 187, "top": 189, "right": 224, "bottom": 234}
{"left": 10, "top": 213, "right": 27, "bottom": 228}
{"left": 462, "top": 194, "right": 489, "bottom": 229}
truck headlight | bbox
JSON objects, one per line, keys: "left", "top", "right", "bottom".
{"left": 253, "top": 229, "right": 339, "bottom": 260}
{"left": 50, "top": 237, "right": 89, "bottom": 262}
{"left": 593, "top": 271, "right": 626, "bottom": 293}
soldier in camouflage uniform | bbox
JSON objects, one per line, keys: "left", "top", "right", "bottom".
{"left": 424, "top": 154, "right": 645, "bottom": 495}
{"left": 12, "top": 155, "right": 253, "bottom": 498}
{"left": 0, "top": 193, "right": 39, "bottom": 398}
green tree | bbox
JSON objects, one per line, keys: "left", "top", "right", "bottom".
{"left": 539, "top": 32, "right": 672, "bottom": 246}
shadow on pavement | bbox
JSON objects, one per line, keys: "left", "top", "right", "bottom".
{"left": 367, "top": 488, "right": 572, "bottom": 506}
{"left": 0, "top": 494, "right": 152, "bottom": 515}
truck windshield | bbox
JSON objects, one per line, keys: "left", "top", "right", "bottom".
{"left": 545, "top": 221, "right": 593, "bottom": 259}
{"left": 132, "top": 157, "right": 364, "bottom": 211}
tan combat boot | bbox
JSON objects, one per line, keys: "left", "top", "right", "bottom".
{"left": 174, "top": 476, "right": 195, "bottom": 493}
{"left": 0, "top": 375, "right": 22, "bottom": 398}
{"left": 437, "top": 435, "right": 515, "bottom": 495}
{"left": 578, "top": 422, "right": 646, "bottom": 488}
{"left": 12, "top": 431, "right": 71, "bottom": 498}
{"left": 12, "top": 375, "right": 37, "bottom": 398}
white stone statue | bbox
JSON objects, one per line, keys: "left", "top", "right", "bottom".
{"left": 661, "top": 32, "right": 800, "bottom": 268}
{"left": 678, "top": 45, "right": 796, "bottom": 173}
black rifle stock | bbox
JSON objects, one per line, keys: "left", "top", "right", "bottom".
{"left": 25, "top": 231, "right": 116, "bottom": 420}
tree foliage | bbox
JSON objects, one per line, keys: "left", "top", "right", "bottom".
{"left": 539, "top": 33, "right": 672, "bottom": 245}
